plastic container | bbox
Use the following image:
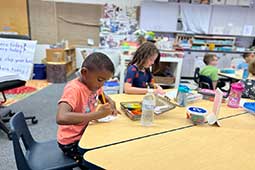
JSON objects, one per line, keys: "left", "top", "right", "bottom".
{"left": 33, "top": 64, "right": 46, "bottom": 79}
{"left": 242, "top": 68, "right": 249, "bottom": 80}
{"left": 243, "top": 102, "right": 255, "bottom": 115}
{"left": 186, "top": 106, "right": 208, "bottom": 125}
{"left": 141, "top": 89, "right": 156, "bottom": 126}
{"left": 227, "top": 82, "right": 245, "bottom": 108}
{"left": 220, "top": 68, "right": 235, "bottom": 74}
{"left": 176, "top": 85, "right": 189, "bottom": 107}
{"left": 103, "top": 81, "right": 120, "bottom": 95}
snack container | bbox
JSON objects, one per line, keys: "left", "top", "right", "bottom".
{"left": 187, "top": 106, "right": 208, "bottom": 125}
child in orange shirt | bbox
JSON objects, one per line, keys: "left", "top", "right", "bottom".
{"left": 56, "top": 52, "right": 118, "bottom": 169}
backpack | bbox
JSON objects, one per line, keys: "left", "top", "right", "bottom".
{"left": 241, "top": 79, "right": 255, "bottom": 100}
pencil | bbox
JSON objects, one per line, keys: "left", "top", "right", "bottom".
{"left": 101, "top": 92, "right": 106, "bottom": 104}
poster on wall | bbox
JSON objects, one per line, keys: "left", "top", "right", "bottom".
{"left": 0, "top": 38, "right": 37, "bottom": 81}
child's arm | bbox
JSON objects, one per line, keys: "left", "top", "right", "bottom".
{"left": 212, "top": 81, "right": 217, "bottom": 90}
{"left": 124, "top": 82, "right": 165, "bottom": 95}
{"left": 124, "top": 82, "right": 148, "bottom": 94}
{"left": 56, "top": 102, "right": 113, "bottom": 125}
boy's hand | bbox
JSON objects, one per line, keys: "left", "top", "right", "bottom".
{"left": 97, "top": 103, "right": 113, "bottom": 118}
{"left": 106, "top": 96, "right": 121, "bottom": 116}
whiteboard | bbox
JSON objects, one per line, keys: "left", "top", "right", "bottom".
{"left": 0, "top": 38, "right": 37, "bottom": 81}
{"left": 140, "top": 1, "right": 179, "bottom": 32}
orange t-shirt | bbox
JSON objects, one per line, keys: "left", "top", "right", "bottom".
{"left": 57, "top": 78, "right": 102, "bottom": 145}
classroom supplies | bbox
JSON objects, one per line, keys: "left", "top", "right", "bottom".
{"left": 243, "top": 102, "right": 255, "bottom": 115}
{"left": 198, "top": 88, "right": 227, "bottom": 101}
{"left": 98, "top": 93, "right": 106, "bottom": 104}
{"left": 176, "top": 85, "right": 189, "bottom": 107}
{"left": 164, "top": 90, "right": 202, "bottom": 103}
{"left": 141, "top": 89, "right": 155, "bottom": 126}
{"left": 227, "top": 82, "right": 244, "bottom": 108}
{"left": 207, "top": 88, "right": 224, "bottom": 126}
{"left": 120, "top": 95, "right": 176, "bottom": 121}
{"left": 97, "top": 115, "right": 118, "bottom": 123}
{"left": 220, "top": 68, "right": 235, "bottom": 74}
{"left": 186, "top": 106, "right": 208, "bottom": 125}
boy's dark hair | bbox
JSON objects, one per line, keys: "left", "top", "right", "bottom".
{"left": 203, "top": 54, "right": 216, "bottom": 65}
{"left": 243, "top": 52, "right": 252, "bottom": 59}
{"left": 128, "top": 42, "right": 159, "bottom": 70}
{"left": 82, "top": 52, "right": 115, "bottom": 74}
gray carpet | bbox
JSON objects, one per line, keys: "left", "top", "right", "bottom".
{"left": 0, "top": 78, "right": 78, "bottom": 169}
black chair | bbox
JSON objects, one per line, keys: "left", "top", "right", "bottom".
{"left": 194, "top": 67, "right": 214, "bottom": 90}
{"left": 0, "top": 80, "right": 38, "bottom": 139}
{"left": 10, "top": 112, "right": 79, "bottom": 170}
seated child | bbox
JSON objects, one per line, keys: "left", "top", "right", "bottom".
{"left": 124, "top": 42, "right": 164, "bottom": 94}
{"left": 200, "top": 54, "right": 224, "bottom": 90}
{"left": 242, "top": 59, "right": 255, "bottom": 99}
{"left": 237, "top": 52, "right": 254, "bottom": 70}
{"left": 56, "top": 52, "right": 118, "bottom": 169}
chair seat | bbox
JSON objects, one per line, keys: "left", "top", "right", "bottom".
{"left": 27, "top": 140, "right": 78, "bottom": 170}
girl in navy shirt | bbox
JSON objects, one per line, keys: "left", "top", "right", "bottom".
{"left": 124, "top": 42, "right": 164, "bottom": 94}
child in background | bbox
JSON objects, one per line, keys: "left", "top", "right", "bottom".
{"left": 56, "top": 52, "right": 118, "bottom": 169}
{"left": 248, "top": 58, "right": 255, "bottom": 76}
{"left": 242, "top": 59, "right": 255, "bottom": 99}
{"left": 124, "top": 42, "right": 164, "bottom": 94}
{"left": 200, "top": 54, "right": 225, "bottom": 90}
{"left": 237, "top": 52, "right": 254, "bottom": 70}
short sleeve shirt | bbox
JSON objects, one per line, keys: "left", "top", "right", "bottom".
{"left": 57, "top": 78, "right": 102, "bottom": 145}
{"left": 125, "top": 65, "right": 152, "bottom": 88}
{"left": 237, "top": 62, "right": 248, "bottom": 70}
{"left": 199, "top": 65, "right": 218, "bottom": 81}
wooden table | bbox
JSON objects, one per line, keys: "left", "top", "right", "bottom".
{"left": 218, "top": 70, "right": 255, "bottom": 81}
{"left": 84, "top": 113, "right": 255, "bottom": 170}
{"left": 79, "top": 93, "right": 246, "bottom": 150}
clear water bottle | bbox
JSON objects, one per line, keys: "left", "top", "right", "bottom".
{"left": 141, "top": 89, "right": 156, "bottom": 126}
{"left": 176, "top": 85, "right": 189, "bottom": 107}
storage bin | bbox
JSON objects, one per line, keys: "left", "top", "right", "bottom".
{"left": 33, "top": 64, "right": 46, "bottom": 80}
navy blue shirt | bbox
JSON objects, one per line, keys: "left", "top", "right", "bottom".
{"left": 125, "top": 65, "right": 152, "bottom": 88}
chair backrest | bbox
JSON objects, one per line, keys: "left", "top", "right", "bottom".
{"left": 10, "top": 112, "right": 36, "bottom": 170}
{"left": 199, "top": 75, "right": 214, "bottom": 90}
{"left": 194, "top": 67, "right": 200, "bottom": 84}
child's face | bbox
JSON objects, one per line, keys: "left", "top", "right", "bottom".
{"left": 209, "top": 56, "right": 218, "bottom": 66}
{"left": 144, "top": 53, "right": 158, "bottom": 68}
{"left": 245, "top": 53, "right": 254, "bottom": 63}
{"left": 80, "top": 68, "right": 113, "bottom": 92}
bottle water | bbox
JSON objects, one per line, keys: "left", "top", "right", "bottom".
{"left": 141, "top": 89, "right": 156, "bottom": 126}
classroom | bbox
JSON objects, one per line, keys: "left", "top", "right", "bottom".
{"left": 1, "top": 0, "right": 255, "bottom": 170}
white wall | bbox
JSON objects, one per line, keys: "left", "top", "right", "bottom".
{"left": 42, "top": 0, "right": 143, "bottom": 7}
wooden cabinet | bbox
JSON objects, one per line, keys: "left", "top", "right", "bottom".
{"left": 44, "top": 48, "right": 76, "bottom": 77}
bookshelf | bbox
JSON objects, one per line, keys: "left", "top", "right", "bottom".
{"left": 44, "top": 48, "right": 77, "bottom": 77}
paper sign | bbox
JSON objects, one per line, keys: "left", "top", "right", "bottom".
{"left": 207, "top": 88, "right": 224, "bottom": 126}
{"left": 0, "top": 38, "right": 37, "bottom": 81}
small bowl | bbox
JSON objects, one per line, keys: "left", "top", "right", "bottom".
{"left": 187, "top": 106, "right": 208, "bottom": 125}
